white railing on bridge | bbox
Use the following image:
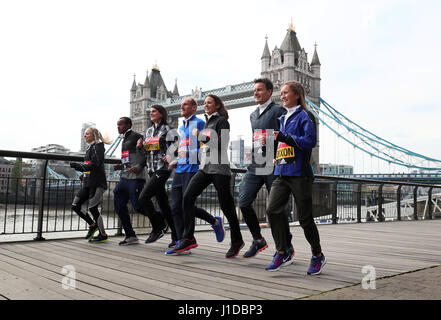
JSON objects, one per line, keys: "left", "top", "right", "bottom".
{"left": 365, "top": 193, "right": 441, "bottom": 222}
{"left": 335, "top": 173, "right": 441, "bottom": 179}
{"left": 147, "top": 81, "right": 255, "bottom": 108}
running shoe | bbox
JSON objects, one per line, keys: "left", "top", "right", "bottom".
{"left": 211, "top": 216, "right": 225, "bottom": 242}
{"left": 85, "top": 225, "right": 98, "bottom": 240}
{"left": 243, "top": 238, "right": 268, "bottom": 258}
{"left": 89, "top": 234, "right": 108, "bottom": 243}
{"left": 119, "top": 236, "right": 139, "bottom": 246}
{"left": 307, "top": 254, "right": 327, "bottom": 275}
{"left": 225, "top": 241, "right": 245, "bottom": 259}
{"left": 165, "top": 240, "right": 192, "bottom": 255}
{"left": 265, "top": 251, "right": 294, "bottom": 272}
{"left": 173, "top": 238, "right": 198, "bottom": 253}
{"left": 145, "top": 225, "right": 168, "bottom": 243}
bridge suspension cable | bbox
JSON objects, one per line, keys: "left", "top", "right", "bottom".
{"left": 305, "top": 97, "right": 441, "bottom": 173}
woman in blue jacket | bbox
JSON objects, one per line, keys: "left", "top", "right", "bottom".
{"left": 263, "top": 81, "right": 326, "bottom": 274}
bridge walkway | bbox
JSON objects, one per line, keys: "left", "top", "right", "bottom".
{"left": 0, "top": 220, "right": 440, "bottom": 300}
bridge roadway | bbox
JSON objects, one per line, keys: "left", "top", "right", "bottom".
{"left": 0, "top": 219, "right": 440, "bottom": 301}
{"left": 148, "top": 81, "right": 257, "bottom": 117}
{"left": 334, "top": 173, "right": 441, "bottom": 184}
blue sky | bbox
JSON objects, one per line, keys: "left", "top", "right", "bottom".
{"left": 0, "top": 0, "right": 440, "bottom": 173}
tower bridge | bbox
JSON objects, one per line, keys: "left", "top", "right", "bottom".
{"left": 130, "top": 23, "right": 321, "bottom": 132}
{"left": 130, "top": 23, "right": 322, "bottom": 172}
{"left": 126, "top": 23, "right": 441, "bottom": 177}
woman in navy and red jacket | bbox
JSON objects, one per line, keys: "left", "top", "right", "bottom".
{"left": 263, "top": 81, "right": 326, "bottom": 275}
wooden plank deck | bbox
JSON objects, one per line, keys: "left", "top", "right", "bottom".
{"left": 0, "top": 219, "right": 440, "bottom": 300}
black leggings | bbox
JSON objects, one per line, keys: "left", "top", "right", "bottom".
{"left": 72, "top": 186, "right": 105, "bottom": 234}
{"left": 182, "top": 170, "right": 243, "bottom": 244}
{"left": 138, "top": 171, "right": 177, "bottom": 241}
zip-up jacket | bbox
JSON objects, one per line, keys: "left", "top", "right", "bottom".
{"left": 249, "top": 101, "right": 286, "bottom": 171}
{"left": 70, "top": 142, "right": 107, "bottom": 189}
{"left": 198, "top": 112, "right": 231, "bottom": 176}
{"left": 141, "top": 122, "right": 172, "bottom": 174}
{"left": 175, "top": 114, "right": 206, "bottom": 173}
{"left": 117, "top": 129, "right": 146, "bottom": 180}
{"left": 274, "top": 107, "right": 316, "bottom": 177}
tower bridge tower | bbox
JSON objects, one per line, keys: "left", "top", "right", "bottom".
{"left": 129, "top": 64, "right": 179, "bottom": 134}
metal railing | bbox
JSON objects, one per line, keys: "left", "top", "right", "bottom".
{"left": 1, "top": 149, "right": 441, "bottom": 242}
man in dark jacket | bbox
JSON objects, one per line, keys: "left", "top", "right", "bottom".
{"left": 113, "top": 117, "right": 147, "bottom": 245}
{"left": 239, "top": 78, "right": 293, "bottom": 258}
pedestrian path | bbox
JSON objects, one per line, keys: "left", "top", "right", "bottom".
{"left": 302, "top": 264, "right": 441, "bottom": 300}
{"left": 0, "top": 220, "right": 440, "bottom": 300}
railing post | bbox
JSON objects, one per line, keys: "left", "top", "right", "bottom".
{"left": 413, "top": 186, "right": 418, "bottom": 221}
{"left": 332, "top": 182, "right": 338, "bottom": 224}
{"left": 396, "top": 185, "right": 402, "bottom": 221}
{"left": 378, "top": 184, "right": 385, "bottom": 222}
{"left": 34, "top": 159, "right": 48, "bottom": 241}
{"left": 427, "top": 187, "right": 433, "bottom": 220}
{"left": 356, "top": 183, "right": 362, "bottom": 223}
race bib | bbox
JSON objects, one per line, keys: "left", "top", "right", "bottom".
{"left": 121, "top": 150, "right": 130, "bottom": 167}
{"left": 253, "top": 129, "right": 267, "bottom": 149}
{"left": 178, "top": 138, "right": 190, "bottom": 158}
{"left": 276, "top": 142, "right": 295, "bottom": 164}
{"left": 144, "top": 136, "right": 160, "bottom": 151}
{"left": 83, "top": 161, "right": 91, "bottom": 175}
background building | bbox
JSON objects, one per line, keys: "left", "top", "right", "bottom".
{"left": 229, "top": 137, "right": 245, "bottom": 168}
{"left": 319, "top": 163, "right": 354, "bottom": 175}
{"left": 31, "top": 144, "right": 75, "bottom": 178}
{"left": 0, "top": 157, "right": 13, "bottom": 193}
{"left": 129, "top": 64, "right": 179, "bottom": 134}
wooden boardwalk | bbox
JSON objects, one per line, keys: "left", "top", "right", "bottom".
{"left": 0, "top": 219, "right": 440, "bottom": 300}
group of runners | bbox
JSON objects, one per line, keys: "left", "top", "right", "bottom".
{"left": 69, "top": 78, "right": 326, "bottom": 275}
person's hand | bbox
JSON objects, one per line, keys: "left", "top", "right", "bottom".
{"left": 136, "top": 138, "right": 143, "bottom": 149}
{"left": 128, "top": 166, "right": 139, "bottom": 174}
{"left": 113, "top": 164, "right": 121, "bottom": 171}
{"left": 274, "top": 131, "right": 279, "bottom": 140}
{"left": 169, "top": 160, "right": 178, "bottom": 170}
{"left": 260, "top": 136, "right": 266, "bottom": 146}
{"left": 162, "top": 155, "right": 172, "bottom": 163}
{"left": 178, "top": 150, "right": 187, "bottom": 159}
{"left": 192, "top": 128, "right": 199, "bottom": 136}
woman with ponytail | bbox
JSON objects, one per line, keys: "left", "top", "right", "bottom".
{"left": 70, "top": 126, "right": 112, "bottom": 243}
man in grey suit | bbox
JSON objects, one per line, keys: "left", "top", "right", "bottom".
{"left": 239, "top": 78, "right": 293, "bottom": 258}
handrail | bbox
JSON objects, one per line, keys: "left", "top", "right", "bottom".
{"left": 0, "top": 149, "right": 120, "bottom": 164}
{"left": 314, "top": 174, "right": 441, "bottom": 188}
{"left": 1, "top": 149, "right": 440, "bottom": 188}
